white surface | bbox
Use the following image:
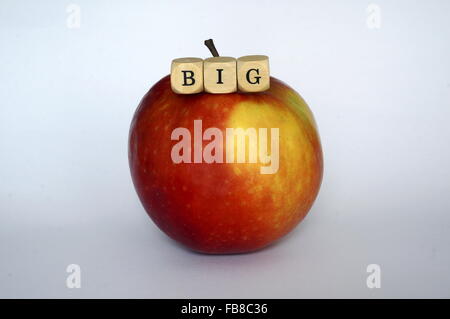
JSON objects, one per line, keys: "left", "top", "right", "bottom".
{"left": 1, "top": 0, "right": 450, "bottom": 298}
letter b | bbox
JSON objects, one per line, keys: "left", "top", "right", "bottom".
{"left": 182, "top": 70, "right": 195, "bottom": 86}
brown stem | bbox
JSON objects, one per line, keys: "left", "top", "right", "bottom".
{"left": 204, "top": 39, "right": 219, "bottom": 57}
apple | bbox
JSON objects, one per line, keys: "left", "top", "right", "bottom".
{"left": 128, "top": 75, "right": 323, "bottom": 254}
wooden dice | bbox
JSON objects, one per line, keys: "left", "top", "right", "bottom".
{"left": 237, "top": 55, "right": 270, "bottom": 93}
{"left": 204, "top": 57, "right": 237, "bottom": 94}
{"left": 170, "top": 55, "right": 269, "bottom": 94}
{"left": 170, "top": 57, "right": 204, "bottom": 94}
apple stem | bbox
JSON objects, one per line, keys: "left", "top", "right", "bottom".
{"left": 204, "top": 39, "right": 220, "bottom": 57}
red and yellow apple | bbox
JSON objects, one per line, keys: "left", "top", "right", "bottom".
{"left": 128, "top": 75, "right": 323, "bottom": 254}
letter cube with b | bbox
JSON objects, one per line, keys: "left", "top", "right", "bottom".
{"left": 171, "top": 57, "right": 204, "bottom": 94}
{"left": 204, "top": 57, "right": 237, "bottom": 94}
{"left": 237, "top": 55, "right": 270, "bottom": 93}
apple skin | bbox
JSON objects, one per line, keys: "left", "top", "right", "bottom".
{"left": 129, "top": 75, "right": 323, "bottom": 254}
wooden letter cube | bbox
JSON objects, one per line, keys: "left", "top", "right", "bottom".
{"left": 237, "top": 55, "right": 270, "bottom": 92}
{"left": 203, "top": 57, "right": 237, "bottom": 94}
{"left": 170, "top": 57, "right": 204, "bottom": 94}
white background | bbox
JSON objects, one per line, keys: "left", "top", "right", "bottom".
{"left": 1, "top": 0, "right": 450, "bottom": 298}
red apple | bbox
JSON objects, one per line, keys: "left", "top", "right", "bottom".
{"left": 129, "top": 75, "right": 323, "bottom": 254}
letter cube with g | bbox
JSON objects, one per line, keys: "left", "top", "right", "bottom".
{"left": 237, "top": 55, "right": 270, "bottom": 93}
{"left": 171, "top": 58, "right": 204, "bottom": 94}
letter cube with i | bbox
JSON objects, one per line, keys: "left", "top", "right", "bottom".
{"left": 237, "top": 55, "right": 270, "bottom": 93}
{"left": 204, "top": 57, "right": 237, "bottom": 94}
{"left": 171, "top": 57, "right": 204, "bottom": 94}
